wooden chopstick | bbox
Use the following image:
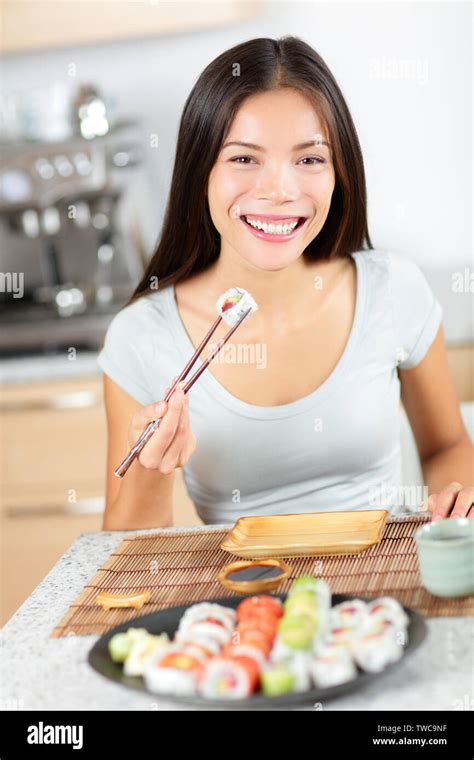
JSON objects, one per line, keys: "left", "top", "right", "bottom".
{"left": 114, "top": 308, "right": 251, "bottom": 478}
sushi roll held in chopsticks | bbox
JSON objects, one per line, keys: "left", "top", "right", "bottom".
{"left": 216, "top": 287, "right": 258, "bottom": 326}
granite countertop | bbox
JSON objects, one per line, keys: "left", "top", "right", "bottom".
{"left": 1, "top": 524, "right": 472, "bottom": 712}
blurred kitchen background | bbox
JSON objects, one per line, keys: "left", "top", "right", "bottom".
{"left": 1, "top": 1, "right": 472, "bottom": 623}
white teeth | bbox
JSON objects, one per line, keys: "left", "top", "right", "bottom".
{"left": 244, "top": 217, "right": 300, "bottom": 234}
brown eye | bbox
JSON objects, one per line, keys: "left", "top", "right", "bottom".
{"left": 230, "top": 156, "right": 256, "bottom": 164}
{"left": 299, "top": 156, "right": 325, "bottom": 165}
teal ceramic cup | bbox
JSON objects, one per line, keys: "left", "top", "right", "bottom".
{"left": 415, "top": 518, "right": 474, "bottom": 598}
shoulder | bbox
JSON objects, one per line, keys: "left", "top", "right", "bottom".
{"left": 354, "top": 248, "right": 431, "bottom": 296}
{"left": 353, "top": 248, "right": 442, "bottom": 369}
{"left": 104, "top": 286, "right": 173, "bottom": 341}
{"left": 97, "top": 286, "right": 175, "bottom": 405}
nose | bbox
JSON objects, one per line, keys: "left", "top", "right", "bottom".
{"left": 254, "top": 161, "right": 299, "bottom": 204}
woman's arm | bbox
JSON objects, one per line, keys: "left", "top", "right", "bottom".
{"left": 102, "top": 374, "right": 195, "bottom": 530}
{"left": 399, "top": 324, "right": 474, "bottom": 518}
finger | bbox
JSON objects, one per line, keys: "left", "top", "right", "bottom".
{"left": 450, "top": 486, "right": 474, "bottom": 518}
{"left": 132, "top": 399, "right": 168, "bottom": 430}
{"left": 178, "top": 401, "right": 197, "bottom": 466}
{"left": 178, "top": 429, "right": 197, "bottom": 467}
{"left": 141, "top": 384, "right": 186, "bottom": 464}
{"left": 430, "top": 481, "right": 464, "bottom": 521}
{"left": 164, "top": 375, "right": 181, "bottom": 399}
{"left": 159, "top": 402, "right": 189, "bottom": 473}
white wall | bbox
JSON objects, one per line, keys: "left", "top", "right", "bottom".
{"left": 3, "top": 1, "right": 472, "bottom": 338}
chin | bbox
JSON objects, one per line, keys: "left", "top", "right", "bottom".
{"left": 243, "top": 253, "right": 300, "bottom": 272}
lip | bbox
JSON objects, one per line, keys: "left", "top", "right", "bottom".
{"left": 239, "top": 214, "right": 309, "bottom": 243}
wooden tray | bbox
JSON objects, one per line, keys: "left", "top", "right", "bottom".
{"left": 220, "top": 510, "right": 390, "bottom": 558}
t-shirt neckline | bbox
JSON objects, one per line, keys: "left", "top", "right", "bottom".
{"left": 165, "top": 251, "right": 366, "bottom": 419}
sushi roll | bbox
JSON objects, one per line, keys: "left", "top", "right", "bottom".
{"left": 236, "top": 595, "right": 283, "bottom": 622}
{"left": 367, "top": 597, "right": 410, "bottom": 629}
{"left": 179, "top": 603, "right": 236, "bottom": 632}
{"left": 222, "top": 642, "right": 268, "bottom": 669}
{"left": 261, "top": 664, "right": 296, "bottom": 697}
{"left": 144, "top": 647, "right": 203, "bottom": 696}
{"left": 362, "top": 616, "right": 408, "bottom": 647}
{"left": 108, "top": 630, "right": 135, "bottom": 664}
{"left": 172, "top": 633, "right": 222, "bottom": 657}
{"left": 216, "top": 287, "right": 258, "bottom": 327}
{"left": 123, "top": 629, "right": 170, "bottom": 677}
{"left": 180, "top": 642, "right": 218, "bottom": 662}
{"left": 176, "top": 620, "right": 232, "bottom": 647}
{"left": 330, "top": 599, "right": 368, "bottom": 631}
{"left": 288, "top": 576, "right": 319, "bottom": 595}
{"left": 198, "top": 655, "right": 260, "bottom": 699}
{"left": 311, "top": 646, "right": 357, "bottom": 688}
{"left": 289, "top": 577, "right": 331, "bottom": 609}
{"left": 283, "top": 651, "right": 313, "bottom": 692}
{"left": 235, "top": 616, "right": 278, "bottom": 647}
{"left": 352, "top": 627, "right": 404, "bottom": 673}
{"left": 271, "top": 614, "right": 318, "bottom": 663}
{"left": 278, "top": 614, "right": 317, "bottom": 651}
{"left": 313, "top": 625, "right": 356, "bottom": 656}
{"left": 283, "top": 591, "right": 320, "bottom": 622}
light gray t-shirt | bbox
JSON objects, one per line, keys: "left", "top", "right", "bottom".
{"left": 97, "top": 249, "right": 442, "bottom": 524}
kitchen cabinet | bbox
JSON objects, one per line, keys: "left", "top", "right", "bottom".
{"left": 1, "top": 0, "right": 265, "bottom": 54}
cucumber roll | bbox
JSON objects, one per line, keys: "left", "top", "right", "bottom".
{"left": 261, "top": 664, "right": 295, "bottom": 696}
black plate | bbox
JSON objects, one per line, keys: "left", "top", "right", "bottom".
{"left": 88, "top": 594, "right": 427, "bottom": 709}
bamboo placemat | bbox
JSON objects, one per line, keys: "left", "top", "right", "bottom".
{"left": 51, "top": 515, "right": 474, "bottom": 637}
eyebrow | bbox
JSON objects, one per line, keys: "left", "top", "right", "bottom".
{"left": 221, "top": 139, "right": 330, "bottom": 151}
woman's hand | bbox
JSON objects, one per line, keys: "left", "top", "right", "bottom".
{"left": 423, "top": 481, "right": 474, "bottom": 520}
{"left": 128, "top": 378, "right": 196, "bottom": 474}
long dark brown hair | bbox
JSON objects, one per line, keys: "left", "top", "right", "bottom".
{"left": 131, "top": 36, "right": 373, "bottom": 302}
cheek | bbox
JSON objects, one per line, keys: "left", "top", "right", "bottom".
{"left": 209, "top": 166, "right": 249, "bottom": 214}
{"left": 302, "top": 170, "right": 335, "bottom": 208}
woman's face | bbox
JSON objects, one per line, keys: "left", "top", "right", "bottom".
{"left": 207, "top": 87, "right": 336, "bottom": 272}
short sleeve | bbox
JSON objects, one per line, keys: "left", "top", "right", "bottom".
{"left": 388, "top": 253, "right": 443, "bottom": 369}
{"left": 97, "top": 301, "right": 153, "bottom": 405}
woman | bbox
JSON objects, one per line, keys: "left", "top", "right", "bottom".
{"left": 99, "top": 37, "right": 473, "bottom": 529}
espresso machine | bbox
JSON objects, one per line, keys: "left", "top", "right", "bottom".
{"left": 0, "top": 86, "right": 146, "bottom": 356}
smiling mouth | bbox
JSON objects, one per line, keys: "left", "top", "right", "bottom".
{"left": 240, "top": 214, "right": 308, "bottom": 237}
